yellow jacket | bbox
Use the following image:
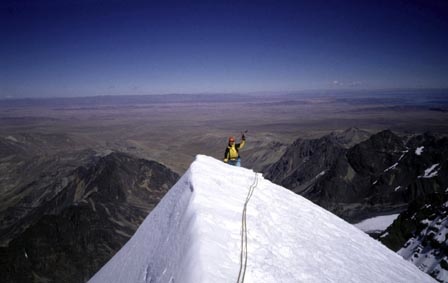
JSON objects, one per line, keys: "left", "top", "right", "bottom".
{"left": 224, "top": 139, "right": 245, "bottom": 162}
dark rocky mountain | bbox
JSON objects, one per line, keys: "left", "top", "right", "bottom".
{"left": 0, "top": 144, "right": 179, "bottom": 283}
{"left": 265, "top": 129, "right": 448, "bottom": 222}
{"left": 379, "top": 192, "right": 448, "bottom": 282}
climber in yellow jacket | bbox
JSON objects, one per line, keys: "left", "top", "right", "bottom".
{"left": 223, "top": 133, "right": 246, "bottom": 166}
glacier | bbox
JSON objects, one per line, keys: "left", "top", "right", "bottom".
{"left": 89, "top": 155, "right": 435, "bottom": 283}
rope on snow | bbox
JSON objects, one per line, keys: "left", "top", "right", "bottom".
{"left": 237, "top": 172, "right": 259, "bottom": 283}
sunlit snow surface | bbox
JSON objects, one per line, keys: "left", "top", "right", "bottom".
{"left": 89, "top": 155, "right": 435, "bottom": 283}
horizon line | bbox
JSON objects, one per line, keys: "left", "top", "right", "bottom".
{"left": 1, "top": 87, "right": 448, "bottom": 101}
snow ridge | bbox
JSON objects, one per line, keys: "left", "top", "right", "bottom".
{"left": 89, "top": 155, "right": 435, "bottom": 283}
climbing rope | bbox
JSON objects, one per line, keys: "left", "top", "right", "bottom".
{"left": 237, "top": 172, "right": 259, "bottom": 283}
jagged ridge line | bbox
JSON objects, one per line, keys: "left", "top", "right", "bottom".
{"left": 237, "top": 172, "right": 259, "bottom": 283}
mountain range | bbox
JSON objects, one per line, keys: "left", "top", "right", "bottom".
{"left": 1, "top": 128, "right": 447, "bottom": 282}
{"left": 264, "top": 128, "right": 448, "bottom": 223}
{"left": 0, "top": 136, "right": 179, "bottom": 283}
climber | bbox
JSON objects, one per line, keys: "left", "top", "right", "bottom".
{"left": 223, "top": 133, "right": 246, "bottom": 166}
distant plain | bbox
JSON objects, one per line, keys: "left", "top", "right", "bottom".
{"left": 1, "top": 89, "right": 447, "bottom": 173}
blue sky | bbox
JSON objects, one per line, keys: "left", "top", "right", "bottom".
{"left": 1, "top": 0, "right": 448, "bottom": 98}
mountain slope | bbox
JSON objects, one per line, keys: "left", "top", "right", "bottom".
{"left": 0, "top": 151, "right": 179, "bottom": 283}
{"left": 379, "top": 191, "right": 448, "bottom": 282}
{"left": 90, "top": 155, "right": 435, "bottom": 283}
{"left": 265, "top": 130, "right": 448, "bottom": 222}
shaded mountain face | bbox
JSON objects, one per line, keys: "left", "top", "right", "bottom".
{"left": 0, "top": 148, "right": 179, "bottom": 283}
{"left": 379, "top": 192, "right": 448, "bottom": 282}
{"left": 0, "top": 132, "right": 98, "bottom": 237}
{"left": 264, "top": 129, "right": 448, "bottom": 222}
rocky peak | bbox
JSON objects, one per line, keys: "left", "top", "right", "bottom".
{"left": 265, "top": 133, "right": 346, "bottom": 195}
{"left": 328, "top": 127, "right": 372, "bottom": 148}
{"left": 347, "top": 130, "right": 406, "bottom": 175}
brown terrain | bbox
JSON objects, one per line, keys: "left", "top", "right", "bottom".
{"left": 1, "top": 90, "right": 447, "bottom": 174}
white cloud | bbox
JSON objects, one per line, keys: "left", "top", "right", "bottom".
{"left": 331, "top": 80, "right": 364, "bottom": 88}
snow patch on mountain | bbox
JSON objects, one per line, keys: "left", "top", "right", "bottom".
{"left": 398, "top": 150, "right": 409, "bottom": 161}
{"left": 355, "top": 214, "right": 400, "bottom": 234}
{"left": 384, "top": 150, "right": 408, "bottom": 173}
{"left": 398, "top": 213, "right": 448, "bottom": 282}
{"left": 5, "top": 135, "right": 18, "bottom": 142}
{"left": 418, "top": 164, "right": 441, "bottom": 179}
{"left": 384, "top": 162, "right": 399, "bottom": 172}
{"left": 416, "top": 146, "right": 425, "bottom": 155}
{"left": 314, "top": 170, "right": 326, "bottom": 179}
{"left": 89, "top": 155, "right": 435, "bottom": 283}
{"left": 395, "top": 186, "right": 402, "bottom": 191}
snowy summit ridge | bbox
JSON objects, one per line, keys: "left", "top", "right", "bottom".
{"left": 89, "top": 155, "right": 435, "bottom": 283}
